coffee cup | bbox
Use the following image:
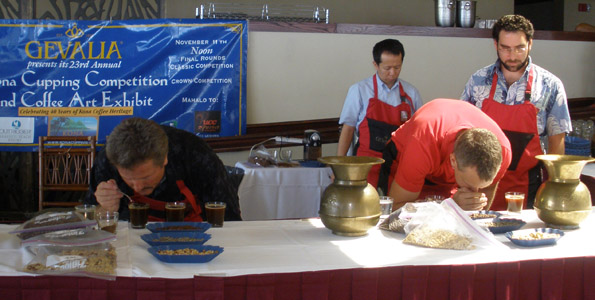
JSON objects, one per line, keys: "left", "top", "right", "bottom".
{"left": 165, "top": 202, "right": 186, "bottom": 222}
{"left": 129, "top": 202, "right": 150, "bottom": 229}
{"left": 96, "top": 210, "right": 119, "bottom": 234}
{"left": 205, "top": 202, "right": 226, "bottom": 227}
{"left": 505, "top": 192, "right": 525, "bottom": 213}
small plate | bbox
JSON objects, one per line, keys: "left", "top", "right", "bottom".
{"left": 146, "top": 222, "right": 211, "bottom": 233}
{"left": 468, "top": 210, "right": 502, "bottom": 220}
{"left": 476, "top": 218, "right": 526, "bottom": 234}
{"left": 148, "top": 244, "right": 223, "bottom": 263}
{"left": 505, "top": 228, "right": 564, "bottom": 247}
{"left": 141, "top": 232, "right": 211, "bottom": 246}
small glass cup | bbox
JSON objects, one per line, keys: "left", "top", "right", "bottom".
{"left": 128, "top": 202, "right": 150, "bottom": 229}
{"left": 74, "top": 204, "right": 96, "bottom": 221}
{"left": 424, "top": 195, "right": 445, "bottom": 203}
{"left": 165, "top": 202, "right": 186, "bottom": 222}
{"left": 505, "top": 192, "right": 525, "bottom": 213}
{"left": 267, "top": 149, "right": 279, "bottom": 161}
{"left": 96, "top": 210, "right": 119, "bottom": 234}
{"left": 205, "top": 202, "right": 226, "bottom": 227}
{"left": 279, "top": 149, "right": 293, "bottom": 162}
{"left": 379, "top": 196, "right": 393, "bottom": 216}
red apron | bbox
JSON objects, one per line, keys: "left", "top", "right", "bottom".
{"left": 481, "top": 67, "right": 542, "bottom": 210}
{"left": 131, "top": 180, "right": 203, "bottom": 222}
{"left": 356, "top": 75, "right": 413, "bottom": 188}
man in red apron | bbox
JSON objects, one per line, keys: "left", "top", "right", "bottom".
{"left": 461, "top": 15, "right": 571, "bottom": 210}
{"left": 85, "top": 117, "right": 242, "bottom": 222}
{"left": 338, "top": 39, "right": 422, "bottom": 189}
{"left": 378, "top": 99, "right": 512, "bottom": 211}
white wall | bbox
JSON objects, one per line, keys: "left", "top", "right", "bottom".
{"left": 564, "top": 0, "right": 595, "bottom": 31}
{"left": 245, "top": 31, "right": 595, "bottom": 124}
{"left": 160, "top": 0, "right": 595, "bottom": 166}
{"left": 217, "top": 30, "right": 595, "bottom": 166}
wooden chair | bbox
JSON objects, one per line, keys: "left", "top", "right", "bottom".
{"left": 38, "top": 136, "right": 96, "bottom": 211}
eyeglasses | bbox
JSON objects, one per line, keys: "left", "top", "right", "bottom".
{"left": 497, "top": 45, "right": 527, "bottom": 54}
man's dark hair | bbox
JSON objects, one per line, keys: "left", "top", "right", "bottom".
{"left": 492, "top": 14, "right": 534, "bottom": 42}
{"left": 373, "top": 39, "right": 405, "bottom": 65}
{"left": 453, "top": 128, "right": 502, "bottom": 182}
{"left": 106, "top": 117, "right": 168, "bottom": 169}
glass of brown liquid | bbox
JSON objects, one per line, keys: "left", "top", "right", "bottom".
{"left": 129, "top": 202, "right": 150, "bottom": 229}
{"left": 165, "top": 202, "right": 186, "bottom": 222}
{"left": 505, "top": 191, "right": 525, "bottom": 213}
{"left": 96, "top": 210, "right": 119, "bottom": 234}
{"left": 205, "top": 202, "right": 226, "bottom": 227}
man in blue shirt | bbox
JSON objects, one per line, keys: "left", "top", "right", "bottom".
{"left": 338, "top": 39, "right": 423, "bottom": 188}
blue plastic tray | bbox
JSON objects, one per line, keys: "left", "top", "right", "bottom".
{"left": 148, "top": 244, "right": 223, "bottom": 263}
{"left": 141, "top": 232, "right": 211, "bottom": 246}
{"left": 146, "top": 222, "right": 211, "bottom": 233}
{"left": 298, "top": 160, "right": 326, "bottom": 168}
{"left": 505, "top": 228, "right": 564, "bottom": 247}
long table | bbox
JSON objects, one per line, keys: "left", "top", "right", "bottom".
{"left": 1, "top": 209, "right": 594, "bottom": 300}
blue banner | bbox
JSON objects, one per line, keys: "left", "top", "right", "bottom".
{"left": 0, "top": 18, "right": 247, "bottom": 151}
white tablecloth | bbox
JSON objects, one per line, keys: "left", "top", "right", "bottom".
{"left": 1, "top": 209, "right": 594, "bottom": 279}
{"left": 235, "top": 161, "right": 333, "bottom": 221}
{"left": 583, "top": 162, "right": 595, "bottom": 177}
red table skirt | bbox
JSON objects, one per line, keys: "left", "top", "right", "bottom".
{"left": 2, "top": 257, "right": 594, "bottom": 300}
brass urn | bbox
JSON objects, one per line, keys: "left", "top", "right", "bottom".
{"left": 533, "top": 154, "right": 595, "bottom": 229}
{"left": 318, "top": 156, "right": 384, "bottom": 236}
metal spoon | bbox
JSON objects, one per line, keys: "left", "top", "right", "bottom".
{"left": 120, "top": 191, "right": 134, "bottom": 203}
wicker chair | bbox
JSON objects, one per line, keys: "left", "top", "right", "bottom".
{"left": 38, "top": 136, "right": 96, "bottom": 211}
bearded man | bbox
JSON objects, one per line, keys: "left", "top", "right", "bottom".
{"left": 460, "top": 14, "right": 571, "bottom": 211}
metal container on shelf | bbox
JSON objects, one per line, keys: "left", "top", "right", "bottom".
{"left": 456, "top": 0, "right": 476, "bottom": 28}
{"left": 435, "top": 0, "right": 455, "bottom": 27}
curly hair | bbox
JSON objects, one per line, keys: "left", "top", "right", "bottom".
{"left": 106, "top": 117, "right": 168, "bottom": 169}
{"left": 492, "top": 15, "right": 534, "bottom": 42}
{"left": 453, "top": 128, "right": 502, "bottom": 182}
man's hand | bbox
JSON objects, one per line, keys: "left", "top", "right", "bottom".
{"left": 94, "top": 179, "right": 122, "bottom": 212}
{"left": 452, "top": 187, "right": 487, "bottom": 211}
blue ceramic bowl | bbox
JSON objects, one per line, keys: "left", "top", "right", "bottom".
{"left": 468, "top": 210, "right": 502, "bottom": 220}
{"left": 505, "top": 228, "right": 564, "bottom": 247}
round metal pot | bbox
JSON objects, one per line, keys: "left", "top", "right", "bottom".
{"left": 318, "top": 156, "right": 384, "bottom": 236}
{"left": 456, "top": 0, "right": 476, "bottom": 28}
{"left": 533, "top": 154, "right": 595, "bottom": 229}
{"left": 435, "top": 0, "right": 455, "bottom": 27}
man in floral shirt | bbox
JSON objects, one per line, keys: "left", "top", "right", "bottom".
{"left": 460, "top": 15, "right": 571, "bottom": 210}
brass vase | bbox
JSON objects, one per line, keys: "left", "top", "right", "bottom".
{"left": 318, "top": 156, "right": 384, "bottom": 236}
{"left": 533, "top": 154, "right": 595, "bottom": 229}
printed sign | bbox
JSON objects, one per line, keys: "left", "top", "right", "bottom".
{"left": 0, "top": 117, "right": 35, "bottom": 144}
{"left": 0, "top": 19, "right": 247, "bottom": 151}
